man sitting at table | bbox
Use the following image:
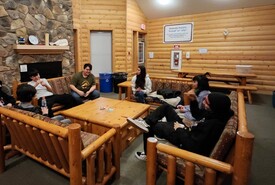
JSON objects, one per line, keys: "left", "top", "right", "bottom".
{"left": 70, "top": 63, "right": 100, "bottom": 105}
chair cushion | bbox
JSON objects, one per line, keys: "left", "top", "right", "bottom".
{"left": 209, "top": 91, "right": 238, "bottom": 160}
{"left": 48, "top": 76, "right": 72, "bottom": 95}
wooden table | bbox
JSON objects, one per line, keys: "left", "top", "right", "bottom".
{"left": 117, "top": 81, "right": 132, "bottom": 100}
{"left": 173, "top": 68, "right": 256, "bottom": 86}
{"left": 61, "top": 97, "right": 150, "bottom": 152}
{"left": 174, "top": 68, "right": 257, "bottom": 103}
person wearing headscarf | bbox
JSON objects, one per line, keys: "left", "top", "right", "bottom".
{"left": 127, "top": 92, "right": 234, "bottom": 160}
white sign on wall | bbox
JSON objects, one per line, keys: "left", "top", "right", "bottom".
{"left": 163, "top": 23, "right": 194, "bottom": 43}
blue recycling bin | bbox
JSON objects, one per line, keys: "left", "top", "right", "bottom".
{"left": 99, "top": 73, "right": 113, "bottom": 93}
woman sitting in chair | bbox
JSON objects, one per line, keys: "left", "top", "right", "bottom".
{"left": 131, "top": 65, "right": 152, "bottom": 103}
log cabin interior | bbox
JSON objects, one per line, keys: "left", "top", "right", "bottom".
{"left": 0, "top": 0, "right": 275, "bottom": 185}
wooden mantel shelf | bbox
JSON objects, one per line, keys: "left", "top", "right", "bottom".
{"left": 13, "top": 44, "right": 69, "bottom": 54}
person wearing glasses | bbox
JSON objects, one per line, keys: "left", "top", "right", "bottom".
{"left": 70, "top": 63, "right": 100, "bottom": 105}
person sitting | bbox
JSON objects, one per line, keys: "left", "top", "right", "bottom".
{"left": 176, "top": 73, "right": 211, "bottom": 122}
{"left": 70, "top": 63, "right": 100, "bottom": 105}
{"left": 131, "top": 65, "right": 152, "bottom": 103}
{"left": 27, "top": 68, "right": 77, "bottom": 117}
{"left": 127, "top": 92, "right": 234, "bottom": 161}
{"left": 0, "top": 80, "right": 15, "bottom": 107}
{"left": 14, "top": 84, "right": 71, "bottom": 124}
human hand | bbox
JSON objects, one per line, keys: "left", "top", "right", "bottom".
{"left": 136, "top": 87, "right": 142, "bottom": 91}
{"left": 41, "top": 106, "right": 49, "bottom": 115}
{"left": 174, "top": 121, "right": 185, "bottom": 130}
{"left": 84, "top": 91, "right": 90, "bottom": 97}
{"left": 78, "top": 91, "right": 85, "bottom": 97}
{"left": 40, "top": 80, "right": 47, "bottom": 86}
{"left": 6, "top": 103, "right": 12, "bottom": 107}
{"left": 176, "top": 105, "right": 185, "bottom": 112}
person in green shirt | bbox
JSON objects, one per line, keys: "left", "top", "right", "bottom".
{"left": 70, "top": 63, "right": 100, "bottom": 104}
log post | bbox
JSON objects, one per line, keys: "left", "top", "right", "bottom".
{"left": 0, "top": 118, "right": 4, "bottom": 173}
{"left": 146, "top": 137, "right": 158, "bottom": 185}
{"left": 232, "top": 131, "right": 254, "bottom": 185}
{"left": 68, "top": 123, "right": 82, "bottom": 185}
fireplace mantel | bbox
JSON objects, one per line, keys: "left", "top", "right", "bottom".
{"left": 13, "top": 45, "right": 69, "bottom": 54}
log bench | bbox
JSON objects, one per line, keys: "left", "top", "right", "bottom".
{"left": 0, "top": 106, "right": 120, "bottom": 185}
{"left": 146, "top": 91, "right": 254, "bottom": 185}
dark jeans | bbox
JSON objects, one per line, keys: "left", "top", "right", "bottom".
{"left": 38, "top": 94, "right": 77, "bottom": 117}
{"left": 143, "top": 104, "right": 183, "bottom": 154}
{"left": 71, "top": 90, "right": 100, "bottom": 105}
{"left": 135, "top": 91, "right": 146, "bottom": 103}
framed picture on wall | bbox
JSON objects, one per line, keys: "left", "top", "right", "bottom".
{"left": 164, "top": 22, "right": 194, "bottom": 43}
{"left": 171, "top": 50, "right": 182, "bottom": 70}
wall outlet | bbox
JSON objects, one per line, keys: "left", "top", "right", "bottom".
{"left": 149, "top": 52, "right": 154, "bottom": 59}
{"left": 186, "top": 52, "right": 190, "bottom": 59}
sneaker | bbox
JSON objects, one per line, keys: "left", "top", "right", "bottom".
{"left": 127, "top": 117, "right": 149, "bottom": 133}
{"left": 135, "top": 151, "right": 147, "bottom": 161}
{"left": 136, "top": 117, "right": 150, "bottom": 127}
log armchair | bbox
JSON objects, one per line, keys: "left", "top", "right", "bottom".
{"left": 146, "top": 91, "right": 254, "bottom": 185}
{"left": 0, "top": 107, "right": 120, "bottom": 185}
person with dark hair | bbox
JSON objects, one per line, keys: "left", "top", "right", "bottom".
{"left": 27, "top": 68, "right": 77, "bottom": 117}
{"left": 70, "top": 63, "right": 100, "bottom": 105}
{"left": 176, "top": 73, "right": 211, "bottom": 121}
{"left": 15, "top": 84, "right": 48, "bottom": 115}
{"left": 15, "top": 84, "right": 71, "bottom": 123}
{"left": 127, "top": 92, "right": 234, "bottom": 161}
{"left": 0, "top": 80, "right": 16, "bottom": 107}
{"left": 131, "top": 65, "right": 152, "bottom": 103}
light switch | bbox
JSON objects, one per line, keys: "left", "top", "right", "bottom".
{"left": 149, "top": 52, "right": 154, "bottom": 59}
{"left": 186, "top": 52, "right": 190, "bottom": 59}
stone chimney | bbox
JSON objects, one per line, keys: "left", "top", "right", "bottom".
{"left": 0, "top": 0, "right": 74, "bottom": 90}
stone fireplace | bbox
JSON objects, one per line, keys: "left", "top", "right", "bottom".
{"left": 0, "top": 0, "right": 74, "bottom": 90}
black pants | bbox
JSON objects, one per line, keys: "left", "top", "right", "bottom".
{"left": 143, "top": 104, "right": 183, "bottom": 154}
{"left": 39, "top": 94, "right": 77, "bottom": 117}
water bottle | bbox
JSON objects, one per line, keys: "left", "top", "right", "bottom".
{"left": 41, "top": 97, "right": 47, "bottom": 107}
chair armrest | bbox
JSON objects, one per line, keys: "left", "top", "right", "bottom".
{"left": 157, "top": 143, "right": 233, "bottom": 173}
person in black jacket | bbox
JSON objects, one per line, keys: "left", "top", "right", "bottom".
{"left": 0, "top": 80, "right": 16, "bottom": 107}
{"left": 14, "top": 84, "right": 71, "bottom": 123}
{"left": 127, "top": 92, "right": 234, "bottom": 161}
{"left": 14, "top": 83, "right": 48, "bottom": 115}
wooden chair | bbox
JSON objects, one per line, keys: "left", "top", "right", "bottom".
{"left": 0, "top": 107, "right": 120, "bottom": 185}
{"left": 146, "top": 91, "right": 254, "bottom": 185}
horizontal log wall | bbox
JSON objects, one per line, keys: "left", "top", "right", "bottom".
{"left": 146, "top": 5, "right": 275, "bottom": 94}
{"left": 126, "top": 0, "right": 147, "bottom": 74}
{"left": 72, "top": 0, "right": 127, "bottom": 72}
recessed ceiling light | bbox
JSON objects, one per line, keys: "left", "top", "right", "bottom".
{"left": 157, "top": 0, "right": 171, "bottom": 5}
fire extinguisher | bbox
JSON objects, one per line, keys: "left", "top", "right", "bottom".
{"left": 174, "top": 53, "right": 179, "bottom": 65}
